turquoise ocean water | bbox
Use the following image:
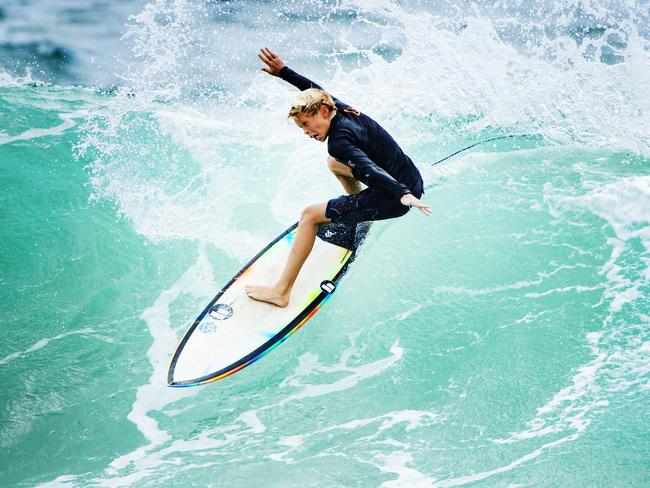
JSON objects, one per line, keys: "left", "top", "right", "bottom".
{"left": 1, "top": 1, "right": 649, "bottom": 486}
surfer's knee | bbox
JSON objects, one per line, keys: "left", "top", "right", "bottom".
{"left": 299, "top": 205, "right": 318, "bottom": 225}
{"left": 299, "top": 204, "right": 326, "bottom": 226}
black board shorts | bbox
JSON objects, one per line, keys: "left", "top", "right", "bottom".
{"left": 325, "top": 183, "right": 424, "bottom": 225}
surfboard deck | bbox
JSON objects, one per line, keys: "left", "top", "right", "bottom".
{"left": 167, "top": 221, "right": 370, "bottom": 387}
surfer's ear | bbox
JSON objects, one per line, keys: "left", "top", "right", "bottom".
{"left": 319, "top": 104, "right": 334, "bottom": 119}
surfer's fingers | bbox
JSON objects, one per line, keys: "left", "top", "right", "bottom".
{"left": 265, "top": 48, "right": 285, "bottom": 67}
{"left": 258, "top": 53, "right": 272, "bottom": 65}
{"left": 262, "top": 47, "right": 276, "bottom": 61}
{"left": 259, "top": 49, "right": 278, "bottom": 63}
{"left": 259, "top": 51, "right": 284, "bottom": 74}
{"left": 264, "top": 47, "right": 279, "bottom": 59}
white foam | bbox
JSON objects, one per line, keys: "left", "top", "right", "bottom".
{"left": 238, "top": 410, "right": 266, "bottom": 434}
{"left": 106, "top": 245, "right": 214, "bottom": 474}
{"left": 268, "top": 409, "right": 442, "bottom": 465}
{"left": 89, "top": 406, "right": 272, "bottom": 486}
{"left": 278, "top": 340, "right": 403, "bottom": 405}
{"left": 494, "top": 332, "right": 607, "bottom": 444}
{"left": 377, "top": 451, "right": 436, "bottom": 488}
{"left": 0, "top": 68, "right": 39, "bottom": 87}
{"left": 0, "top": 328, "right": 96, "bottom": 366}
{"left": 35, "top": 474, "right": 80, "bottom": 488}
{"left": 433, "top": 433, "right": 580, "bottom": 487}
{"left": 316, "top": 2, "right": 650, "bottom": 157}
{"left": 496, "top": 176, "right": 650, "bottom": 470}
{"left": 278, "top": 435, "right": 303, "bottom": 447}
{"left": 523, "top": 284, "right": 601, "bottom": 298}
{"left": 553, "top": 175, "right": 650, "bottom": 312}
{"left": 0, "top": 116, "right": 76, "bottom": 145}
{"left": 573, "top": 176, "right": 650, "bottom": 247}
{"left": 37, "top": 247, "right": 237, "bottom": 487}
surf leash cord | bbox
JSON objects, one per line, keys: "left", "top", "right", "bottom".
{"left": 430, "top": 133, "right": 540, "bottom": 166}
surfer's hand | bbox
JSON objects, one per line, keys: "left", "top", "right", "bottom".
{"left": 401, "top": 193, "right": 432, "bottom": 215}
{"left": 259, "top": 47, "right": 285, "bottom": 76}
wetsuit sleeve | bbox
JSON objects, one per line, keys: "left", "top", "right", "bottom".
{"left": 278, "top": 66, "right": 324, "bottom": 91}
{"left": 277, "top": 66, "right": 349, "bottom": 109}
{"left": 330, "top": 133, "right": 412, "bottom": 197}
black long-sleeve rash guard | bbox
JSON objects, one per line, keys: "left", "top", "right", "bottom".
{"left": 278, "top": 66, "right": 423, "bottom": 198}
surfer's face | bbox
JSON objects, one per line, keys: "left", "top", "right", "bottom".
{"left": 295, "top": 105, "right": 333, "bottom": 142}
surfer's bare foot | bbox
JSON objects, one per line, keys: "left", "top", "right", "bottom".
{"left": 245, "top": 284, "right": 290, "bottom": 307}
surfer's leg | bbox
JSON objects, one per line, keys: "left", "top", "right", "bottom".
{"left": 327, "top": 156, "right": 362, "bottom": 195}
{"left": 245, "top": 202, "right": 330, "bottom": 307}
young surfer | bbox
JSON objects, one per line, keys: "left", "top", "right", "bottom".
{"left": 245, "top": 48, "right": 431, "bottom": 307}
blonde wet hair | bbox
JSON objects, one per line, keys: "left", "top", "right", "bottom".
{"left": 288, "top": 88, "right": 336, "bottom": 120}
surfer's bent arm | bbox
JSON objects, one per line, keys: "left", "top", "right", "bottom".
{"left": 330, "top": 133, "right": 412, "bottom": 197}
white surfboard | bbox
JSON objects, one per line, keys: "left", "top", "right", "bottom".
{"left": 167, "top": 221, "right": 370, "bottom": 387}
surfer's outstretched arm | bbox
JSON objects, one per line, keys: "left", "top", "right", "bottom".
{"left": 258, "top": 47, "right": 350, "bottom": 108}
{"left": 245, "top": 202, "right": 330, "bottom": 307}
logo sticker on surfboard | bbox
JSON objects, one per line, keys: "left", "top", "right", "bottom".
{"left": 320, "top": 280, "right": 336, "bottom": 294}
{"left": 199, "top": 321, "right": 218, "bottom": 334}
{"left": 208, "top": 303, "right": 234, "bottom": 321}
